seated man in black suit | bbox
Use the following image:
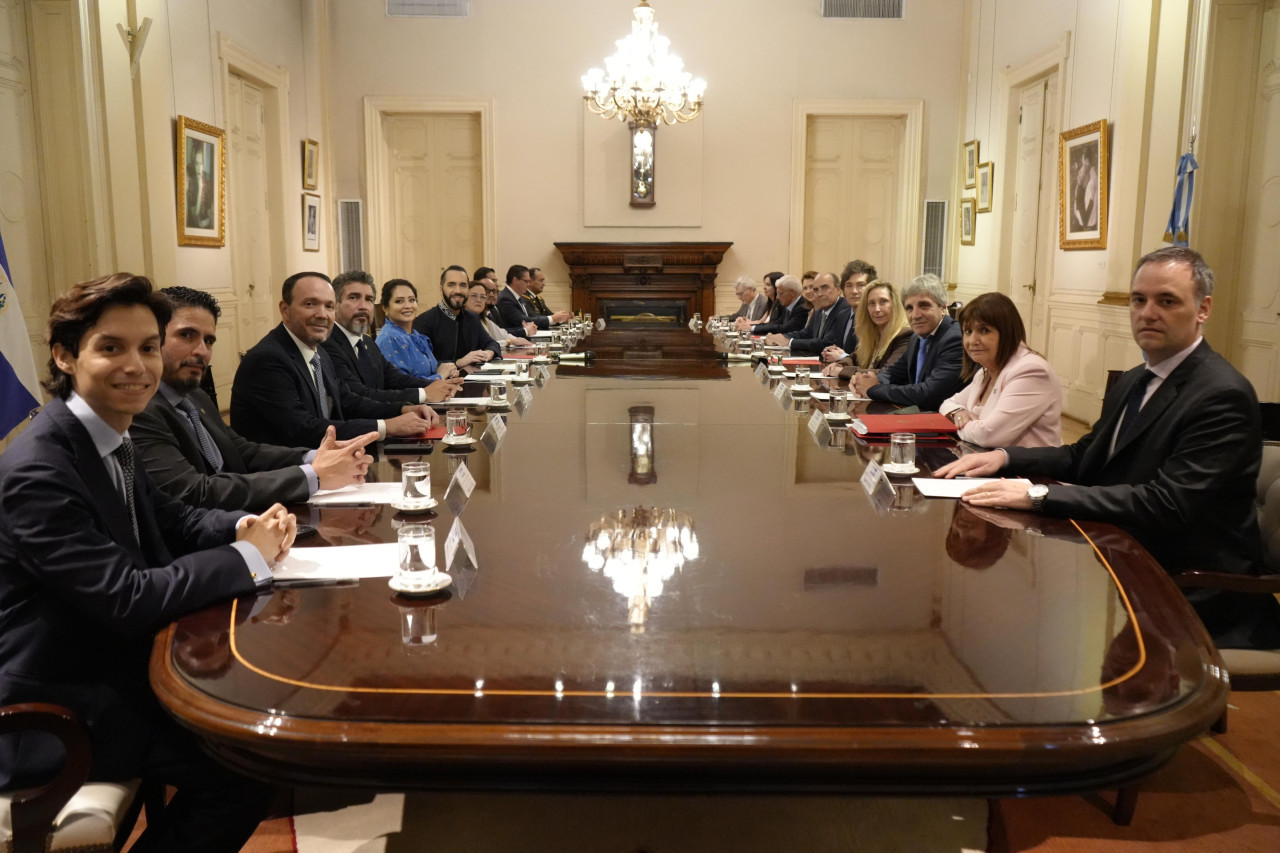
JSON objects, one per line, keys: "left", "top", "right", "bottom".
{"left": 822, "top": 259, "right": 877, "bottom": 366}
{"left": 498, "top": 264, "right": 570, "bottom": 331}
{"left": 230, "top": 271, "right": 439, "bottom": 448}
{"left": 0, "top": 272, "right": 293, "bottom": 851}
{"left": 413, "top": 264, "right": 503, "bottom": 368}
{"left": 478, "top": 265, "right": 536, "bottom": 339}
{"left": 938, "top": 247, "right": 1280, "bottom": 648}
{"left": 747, "top": 274, "right": 809, "bottom": 335}
{"left": 762, "top": 271, "right": 849, "bottom": 355}
{"left": 852, "top": 273, "right": 963, "bottom": 410}
{"left": 132, "top": 286, "right": 376, "bottom": 511}
{"left": 322, "top": 270, "right": 463, "bottom": 402}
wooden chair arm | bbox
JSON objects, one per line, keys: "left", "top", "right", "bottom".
{"left": 0, "top": 703, "right": 92, "bottom": 853}
{"left": 1173, "top": 570, "right": 1280, "bottom": 594}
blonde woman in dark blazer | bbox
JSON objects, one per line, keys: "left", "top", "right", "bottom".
{"left": 822, "top": 280, "right": 912, "bottom": 381}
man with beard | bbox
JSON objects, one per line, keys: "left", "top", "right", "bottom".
{"left": 413, "top": 264, "right": 503, "bottom": 369}
{"left": 321, "top": 270, "right": 463, "bottom": 402}
{"left": 131, "top": 287, "right": 375, "bottom": 511}
{"left": 477, "top": 265, "right": 536, "bottom": 339}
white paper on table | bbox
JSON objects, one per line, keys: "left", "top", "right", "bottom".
{"left": 309, "top": 482, "right": 405, "bottom": 505}
{"left": 275, "top": 543, "right": 399, "bottom": 581}
{"left": 464, "top": 373, "right": 517, "bottom": 383}
{"left": 483, "top": 362, "right": 520, "bottom": 372}
{"left": 911, "top": 477, "right": 1032, "bottom": 499}
{"left": 442, "top": 395, "right": 494, "bottom": 406}
{"left": 531, "top": 331, "right": 555, "bottom": 339}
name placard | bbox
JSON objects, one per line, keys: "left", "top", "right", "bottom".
{"left": 861, "top": 459, "right": 886, "bottom": 495}
{"left": 773, "top": 381, "right": 788, "bottom": 402}
{"left": 443, "top": 460, "right": 476, "bottom": 515}
{"left": 807, "top": 409, "right": 825, "bottom": 435}
{"left": 755, "top": 362, "right": 768, "bottom": 380}
{"left": 480, "top": 416, "right": 506, "bottom": 453}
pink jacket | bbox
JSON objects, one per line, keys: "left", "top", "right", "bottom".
{"left": 940, "top": 345, "right": 1062, "bottom": 448}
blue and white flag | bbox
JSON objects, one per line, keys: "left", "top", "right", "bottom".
{"left": 0, "top": 227, "right": 41, "bottom": 437}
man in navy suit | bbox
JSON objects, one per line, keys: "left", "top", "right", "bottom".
{"left": 0, "top": 273, "right": 293, "bottom": 850}
{"left": 748, "top": 275, "right": 809, "bottom": 336}
{"left": 497, "top": 264, "right": 570, "bottom": 332}
{"left": 132, "top": 286, "right": 376, "bottom": 511}
{"left": 822, "top": 259, "right": 877, "bottom": 366}
{"left": 938, "top": 248, "right": 1278, "bottom": 647}
{"left": 852, "top": 274, "right": 964, "bottom": 411}
{"left": 230, "top": 272, "right": 439, "bottom": 448}
{"left": 321, "top": 270, "right": 463, "bottom": 403}
{"left": 763, "top": 271, "right": 849, "bottom": 355}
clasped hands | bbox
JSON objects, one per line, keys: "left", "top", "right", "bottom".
{"left": 237, "top": 504, "right": 296, "bottom": 564}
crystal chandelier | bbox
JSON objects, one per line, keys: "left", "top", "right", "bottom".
{"left": 581, "top": 0, "right": 705, "bottom": 206}
{"left": 582, "top": 506, "right": 700, "bottom": 630}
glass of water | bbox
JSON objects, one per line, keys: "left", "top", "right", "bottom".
{"left": 400, "top": 461, "right": 431, "bottom": 508}
{"left": 396, "top": 523, "right": 437, "bottom": 590}
{"left": 489, "top": 379, "right": 508, "bottom": 405}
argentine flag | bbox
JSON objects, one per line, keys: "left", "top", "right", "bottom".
{"left": 0, "top": 227, "right": 40, "bottom": 438}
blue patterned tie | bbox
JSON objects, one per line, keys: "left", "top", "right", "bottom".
{"left": 114, "top": 438, "right": 141, "bottom": 545}
{"left": 176, "top": 397, "right": 223, "bottom": 472}
{"left": 915, "top": 335, "right": 931, "bottom": 382}
{"left": 310, "top": 353, "right": 330, "bottom": 417}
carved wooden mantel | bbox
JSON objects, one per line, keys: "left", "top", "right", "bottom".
{"left": 554, "top": 241, "right": 733, "bottom": 321}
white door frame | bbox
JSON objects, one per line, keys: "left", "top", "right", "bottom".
{"left": 363, "top": 96, "right": 495, "bottom": 282}
{"left": 789, "top": 99, "right": 923, "bottom": 284}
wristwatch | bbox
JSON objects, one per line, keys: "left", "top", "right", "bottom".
{"left": 1027, "top": 484, "right": 1049, "bottom": 513}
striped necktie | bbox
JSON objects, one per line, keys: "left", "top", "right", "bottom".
{"left": 114, "top": 438, "right": 141, "bottom": 545}
{"left": 176, "top": 397, "right": 223, "bottom": 472}
{"left": 310, "top": 353, "right": 330, "bottom": 417}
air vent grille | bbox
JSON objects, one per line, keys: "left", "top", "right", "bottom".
{"left": 921, "top": 199, "right": 947, "bottom": 279}
{"left": 387, "top": 0, "right": 469, "bottom": 18}
{"left": 822, "top": 0, "right": 904, "bottom": 19}
{"left": 337, "top": 199, "right": 364, "bottom": 274}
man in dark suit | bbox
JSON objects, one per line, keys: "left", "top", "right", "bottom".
{"left": 747, "top": 274, "right": 809, "bottom": 336}
{"left": 822, "top": 260, "right": 878, "bottom": 366}
{"left": 938, "top": 248, "right": 1277, "bottom": 646}
{"left": 498, "top": 264, "right": 571, "bottom": 331}
{"left": 763, "top": 271, "right": 849, "bottom": 355}
{"left": 852, "top": 274, "right": 964, "bottom": 410}
{"left": 0, "top": 273, "right": 293, "bottom": 850}
{"left": 413, "top": 264, "right": 503, "bottom": 367}
{"left": 132, "top": 286, "right": 375, "bottom": 511}
{"left": 478, "top": 266, "right": 536, "bottom": 339}
{"left": 322, "top": 270, "right": 463, "bottom": 403}
{"left": 230, "top": 271, "right": 438, "bottom": 448}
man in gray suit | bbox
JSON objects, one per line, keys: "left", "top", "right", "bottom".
{"left": 132, "top": 287, "right": 375, "bottom": 511}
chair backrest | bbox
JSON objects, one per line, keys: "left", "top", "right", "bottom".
{"left": 1261, "top": 441, "right": 1280, "bottom": 574}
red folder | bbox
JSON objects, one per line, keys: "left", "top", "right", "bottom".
{"left": 782, "top": 357, "right": 822, "bottom": 366}
{"left": 850, "top": 413, "right": 957, "bottom": 437}
{"left": 415, "top": 426, "right": 446, "bottom": 440}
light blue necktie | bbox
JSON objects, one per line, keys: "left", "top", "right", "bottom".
{"left": 310, "top": 353, "right": 330, "bottom": 417}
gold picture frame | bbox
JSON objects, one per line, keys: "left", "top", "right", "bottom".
{"left": 959, "top": 198, "right": 976, "bottom": 246}
{"left": 302, "top": 138, "right": 320, "bottom": 190}
{"left": 176, "top": 116, "right": 226, "bottom": 247}
{"left": 302, "top": 192, "right": 321, "bottom": 252}
{"left": 963, "top": 139, "right": 979, "bottom": 189}
{"left": 1058, "top": 119, "right": 1109, "bottom": 250}
{"left": 976, "top": 162, "right": 994, "bottom": 213}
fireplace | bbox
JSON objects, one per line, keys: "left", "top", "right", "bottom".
{"left": 554, "top": 241, "right": 733, "bottom": 321}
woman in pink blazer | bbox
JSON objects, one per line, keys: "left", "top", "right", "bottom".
{"left": 940, "top": 292, "right": 1062, "bottom": 448}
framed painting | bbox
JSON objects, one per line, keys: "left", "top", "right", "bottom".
{"left": 963, "top": 139, "right": 979, "bottom": 189}
{"left": 303, "top": 138, "right": 320, "bottom": 190}
{"left": 959, "top": 198, "right": 976, "bottom": 246}
{"left": 976, "top": 162, "right": 994, "bottom": 213}
{"left": 176, "top": 116, "right": 226, "bottom": 247}
{"left": 1058, "top": 120, "right": 1109, "bottom": 250}
{"left": 303, "top": 192, "right": 321, "bottom": 252}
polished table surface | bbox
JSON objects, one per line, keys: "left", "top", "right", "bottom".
{"left": 152, "top": 330, "right": 1228, "bottom": 794}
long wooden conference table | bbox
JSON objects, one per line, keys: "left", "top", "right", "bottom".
{"left": 152, "top": 327, "right": 1227, "bottom": 804}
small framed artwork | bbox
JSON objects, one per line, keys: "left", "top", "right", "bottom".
{"left": 976, "top": 162, "right": 994, "bottom": 213}
{"left": 963, "top": 139, "right": 979, "bottom": 189}
{"left": 959, "top": 198, "right": 976, "bottom": 246}
{"left": 302, "top": 138, "right": 319, "bottom": 190}
{"left": 302, "top": 192, "right": 321, "bottom": 252}
{"left": 1058, "top": 119, "right": 1109, "bottom": 250}
{"left": 176, "top": 116, "right": 226, "bottom": 247}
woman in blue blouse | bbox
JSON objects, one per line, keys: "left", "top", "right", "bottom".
{"left": 375, "top": 279, "right": 459, "bottom": 381}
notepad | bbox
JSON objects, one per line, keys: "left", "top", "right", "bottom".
{"left": 275, "top": 543, "right": 399, "bottom": 581}
{"left": 911, "top": 477, "right": 1032, "bottom": 499}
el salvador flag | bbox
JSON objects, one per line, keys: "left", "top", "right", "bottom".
{"left": 0, "top": 226, "right": 41, "bottom": 438}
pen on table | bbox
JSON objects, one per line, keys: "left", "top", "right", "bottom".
{"left": 273, "top": 578, "right": 361, "bottom": 589}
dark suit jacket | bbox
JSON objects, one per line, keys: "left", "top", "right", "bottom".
{"left": 0, "top": 398, "right": 253, "bottom": 785}
{"left": 752, "top": 299, "right": 810, "bottom": 336}
{"left": 320, "top": 330, "right": 421, "bottom": 404}
{"left": 230, "top": 324, "right": 404, "bottom": 447}
{"left": 869, "top": 315, "right": 965, "bottom": 410}
{"left": 413, "top": 306, "right": 502, "bottom": 362}
{"left": 1004, "top": 341, "right": 1265, "bottom": 578}
{"left": 132, "top": 388, "right": 312, "bottom": 511}
{"left": 498, "top": 287, "right": 549, "bottom": 331}
{"left": 488, "top": 304, "right": 526, "bottom": 338}
{"left": 785, "top": 298, "right": 851, "bottom": 354}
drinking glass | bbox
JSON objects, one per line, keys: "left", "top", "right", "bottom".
{"left": 890, "top": 433, "right": 916, "bottom": 470}
{"left": 445, "top": 410, "right": 469, "bottom": 441}
{"left": 829, "top": 389, "right": 849, "bottom": 417}
{"left": 400, "top": 461, "right": 431, "bottom": 508}
{"left": 396, "top": 523, "right": 437, "bottom": 589}
{"left": 489, "top": 380, "right": 508, "bottom": 405}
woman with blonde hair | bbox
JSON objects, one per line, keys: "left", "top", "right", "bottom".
{"left": 823, "top": 280, "right": 912, "bottom": 380}
{"left": 939, "top": 292, "right": 1062, "bottom": 448}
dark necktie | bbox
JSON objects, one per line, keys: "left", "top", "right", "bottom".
{"left": 1113, "top": 370, "right": 1156, "bottom": 447}
{"left": 915, "top": 335, "right": 931, "bottom": 382}
{"left": 114, "top": 437, "right": 141, "bottom": 545}
{"left": 176, "top": 397, "right": 223, "bottom": 472}
{"left": 310, "top": 353, "right": 330, "bottom": 417}
{"left": 816, "top": 309, "right": 829, "bottom": 338}
{"left": 356, "top": 338, "right": 379, "bottom": 387}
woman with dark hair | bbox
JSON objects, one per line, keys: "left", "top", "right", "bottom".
{"left": 822, "top": 280, "right": 912, "bottom": 380}
{"left": 939, "top": 292, "right": 1062, "bottom": 448}
{"left": 374, "top": 278, "right": 455, "bottom": 380}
